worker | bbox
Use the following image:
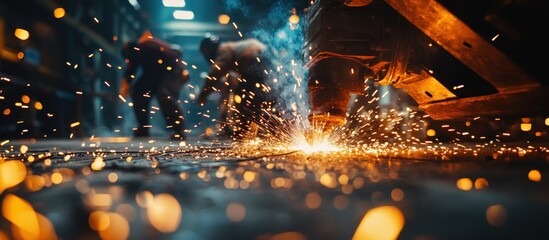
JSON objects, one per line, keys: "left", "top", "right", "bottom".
{"left": 197, "top": 34, "right": 275, "bottom": 136}
{"left": 216, "top": 71, "right": 240, "bottom": 136}
{"left": 120, "top": 36, "right": 189, "bottom": 140}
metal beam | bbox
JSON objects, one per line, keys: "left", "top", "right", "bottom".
{"left": 384, "top": 0, "right": 540, "bottom": 93}
{"left": 420, "top": 87, "right": 549, "bottom": 119}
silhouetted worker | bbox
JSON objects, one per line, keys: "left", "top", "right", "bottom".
{"left": 216, "top": 71, "right": 240, "bottom": 134}
{"left": 120, "top": 37, "right": 188, "bottom": 139}
{"left": 197, "top": 34, "right": 274, "bottom": 136}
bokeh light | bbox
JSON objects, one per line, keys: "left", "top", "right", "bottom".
{"left": 456, "top": 178, "right": 473, "bottom": 191}
{"left": 486, "top": 205, "right": 507, "bottom": 227}
{"left": 528, "top": 170, "right": 542, "bottom": 182}
{"left": 353, "top": 206, "right": 405, "bottom": 240}
{"left": 14, "top": 28, "right": 30, "bottom": 40}
{"left": 218, "top": 14, "right": 230, "bottom": 24}
{"left": 146, "top": 194, "right": 182, "bottom": 233}
{"left": 53, "top": 8, "right": 66, "bottom": 18}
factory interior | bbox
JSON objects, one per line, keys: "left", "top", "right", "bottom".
{"left": 1, "top": 0, "right": 549, "bottom": 239}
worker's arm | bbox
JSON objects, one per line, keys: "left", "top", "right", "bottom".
{"left": 197, "top": 47, "right": 232, "bottom": 104}
{"left": 120, "top": 60, "right": 137, "bottom": 97}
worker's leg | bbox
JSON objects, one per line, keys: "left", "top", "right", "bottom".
{"left": 235, "top": 57, "right": 275, "bottom": 135}
{"left": 131, "top": 77, "right": 154, "bottom": 137}
{"left": 228, "top": 87, "right": 264, "bottom": 138}
{"left": 156, "top": 73, "right": 185, "bottom": 138}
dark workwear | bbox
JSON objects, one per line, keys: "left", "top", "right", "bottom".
{"left": 123, "top": 38, "right": 188, "bottom": 138}
{"left": 198, "top": 38, "right": 275, "bottom": 135}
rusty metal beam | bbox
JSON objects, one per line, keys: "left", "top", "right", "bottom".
{"left": 383, "top": 0, "right": 539, "bottom": 93}
{"left": 394, "top": 71, "right": 457, "bottom": 105}
{"left": 420, "top": 87, "right": 549, "bottom": 119}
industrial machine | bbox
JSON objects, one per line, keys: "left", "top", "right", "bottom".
{"left": 303, "top": 0, "right": 549, "bottom": 129}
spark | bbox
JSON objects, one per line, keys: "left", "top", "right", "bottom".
{"left": 119, "top": 95, "right": 127, "bottom": 102}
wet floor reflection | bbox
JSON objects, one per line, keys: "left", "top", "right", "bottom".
{"left": 1, "top": 139, "right": 549, "bottom": 239}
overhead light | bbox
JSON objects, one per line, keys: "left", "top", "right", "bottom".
{"left": 163, "top": 0, "right": 185, "bottom": 7}
{"left": 128, "top": 0, "right": 140, "bottom": 10}
{"left": 173, "top": 10, "right": 194, "bottom": 20}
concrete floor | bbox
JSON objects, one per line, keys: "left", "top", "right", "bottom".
{"left": 1, "top": 137, "right": 549, "bottom": 240}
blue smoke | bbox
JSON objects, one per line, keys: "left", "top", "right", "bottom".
{"left": 224, "top": 0, "right": 249, "bottom": 18}
{"left": 245, "top": 1, "right": 310, "bottom": 119}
